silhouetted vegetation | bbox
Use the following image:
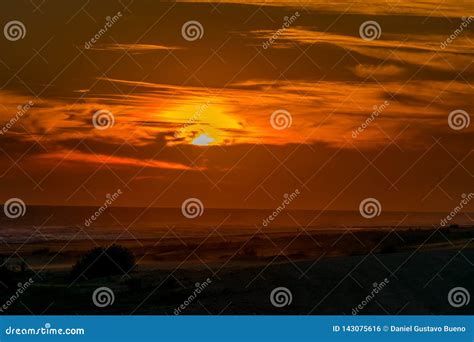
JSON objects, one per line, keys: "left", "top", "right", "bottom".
{"left": 70, "top": 244, "right": 135, "bottom": 280}
{"left": 0, "top": 257, "right": 32, "bottom": 288}
{"left": 0, "top": 259, "right": 17, "bottom": 286}
{"left": 379, "top": 244, "right": 398, "bottom": 254}
{"left": 32, "top": 248, "right": 51, "bottom": 256}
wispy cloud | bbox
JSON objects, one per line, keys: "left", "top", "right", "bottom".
{"left": 1, "top": 68, "right": 471, "bottom": 153}
{"left": 177, "top": 0, "right": 469, "bottom": 16}
{"left": 90, "top": 43, "right": 183, "bottom": 53}
{"left": 250, "top": 28, "right": 474, "bottom": 72}
{"left": 352, "top": 64, "right": 405, "bottom": 78}
{"left": 36, "top": 150, "right": 203, "bottom": 171}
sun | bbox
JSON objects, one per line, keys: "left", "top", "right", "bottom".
{"left": 192, "top": 133, "right": 215, "bottom": 146}
{"left": 165, "top": 99, "right": 242, "bottom": 146}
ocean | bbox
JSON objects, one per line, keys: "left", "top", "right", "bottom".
{"left": 0, "top": 206, "right": 472, "bottom": 243}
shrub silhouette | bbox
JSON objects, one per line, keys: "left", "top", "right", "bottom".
{"left": 70, "top": 244, "right": 135, "bottom": 280}
{"left": 0, "top": 258, "right": 17, "bottom": 287}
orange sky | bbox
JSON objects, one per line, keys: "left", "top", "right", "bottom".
{"left": 0, "top": 0, "right": 472, "bottom": 212}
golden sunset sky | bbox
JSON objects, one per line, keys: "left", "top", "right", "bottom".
{"left": 0, "top": 0, "right": 472, "bottom": 211}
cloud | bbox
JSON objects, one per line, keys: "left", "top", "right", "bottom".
{"left": 0, "top": 0, "right": 472, "bottom": 210}
{"left": 2, "top": 73, "right": 471, "bottom": 153}
{"left": 90, "top": 43, "right": 183, "bottom": 53}
{"left": 352, "top": 64, "right": 405, "bottom": 78}
{"left": 35, "top": 150, "right": 203, "bottom": 171}
{"left": 250, "top": 28, "right": 474, "bottom": 73}
{"left": 177, "top": 0, "right": 468, "bottom": 17}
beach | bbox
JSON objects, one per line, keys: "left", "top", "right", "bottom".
{"left": 1, "top": 208, "right": 473, "bottom": 315}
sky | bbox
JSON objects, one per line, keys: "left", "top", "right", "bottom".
{"left": 0, "top": 0, "right": 472, "bottom": 212}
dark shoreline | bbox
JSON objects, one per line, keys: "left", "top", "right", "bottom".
{"left": 1, "top": 226, "right": 473, "bottom": 315}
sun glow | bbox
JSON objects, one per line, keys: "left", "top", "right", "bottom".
{"left": 192, "top": 133, "right": 215, "bottom": 146}
{"left": 165, "top": 99, "right": 242, "bottom": 146}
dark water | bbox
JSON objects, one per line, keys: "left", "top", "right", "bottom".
{"left": 0, "top": 205, "right": 472, "bottom": 243}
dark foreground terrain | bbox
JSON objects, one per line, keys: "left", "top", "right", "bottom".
{"left": 1, "top": 227, "right": 473, "bottom": 315}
